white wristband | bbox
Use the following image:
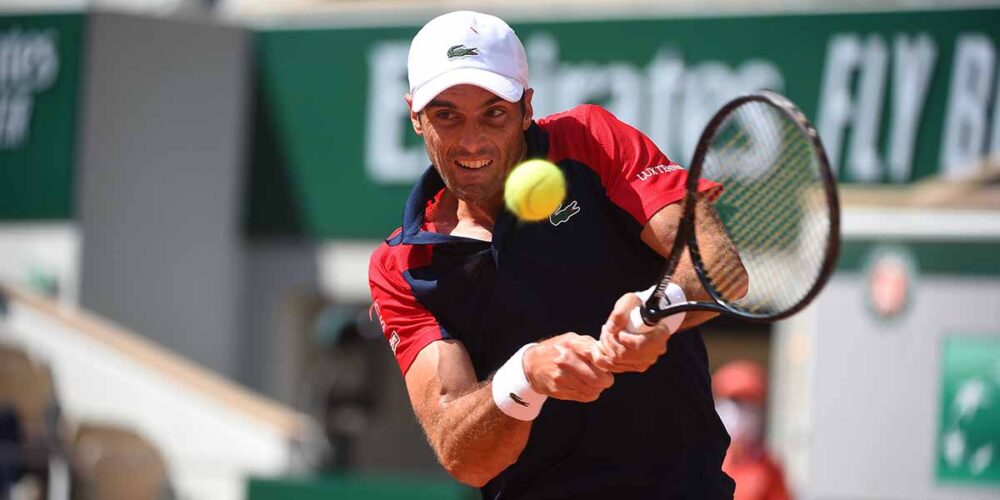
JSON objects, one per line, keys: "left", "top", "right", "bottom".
{"left": 492, "top": 344, "right": 548, "bottom": 421}
{"left": 627, "top": 283, "right": 688, "bottom": 334}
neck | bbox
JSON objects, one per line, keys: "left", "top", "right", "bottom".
{"left": 456, "top": 193, "right": 503, "bottom": 225}
{"left": 432, "top": 191, "right": 501, "bottom": 241}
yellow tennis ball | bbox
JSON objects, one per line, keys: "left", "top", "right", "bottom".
{"left": 504, "top": 159, "right": 566, "bottom": 222}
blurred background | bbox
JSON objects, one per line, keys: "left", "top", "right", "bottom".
{"left": 0, "top": 0, "right": 998, "bottom": 498}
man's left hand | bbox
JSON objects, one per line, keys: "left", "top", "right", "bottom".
{"left": 591, "top": 292, "right": 673, "bottom": 373}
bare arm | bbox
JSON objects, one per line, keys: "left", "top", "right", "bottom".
{"left": 594, "top": 196, "right": 747, "bottom": 373}
{"left": 640, "top": 196, "right": 748, "bottom": 330}
{"left": 405, "top": 340, "right": 528, "bottom": 487}
{"left": 405, "top": 334, "right": 612, "bottom": 487}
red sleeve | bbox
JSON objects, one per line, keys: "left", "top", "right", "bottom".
{"left": 368, "top": 238, "right": 445, "bottom": 375}
{"left": 539, "top": 104, "right": 719, "bottom": 225}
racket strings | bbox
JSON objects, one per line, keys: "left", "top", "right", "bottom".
{"left": 709, "top": 180, "right": 815, "bottom": 307}
{"left": 729, "top": 137, "right": 827, "bottom": 311}
{"left": 698, "top": 102, "right": 831, "bottom": 315}
{"left": 724, "top": 164, "right": 818, "bottom": 265}
{"left": 707, "top": 120, "right": 810, "bottom": 245}
{"left": 715, "top": 137, "right": 813, "bottom": 241}
{"left": 738, "top": 131, "right": 828, "bottom": 311}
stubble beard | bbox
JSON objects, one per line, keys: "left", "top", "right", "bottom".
{"left": 430, "top": 130, "right": 528, "bottom": 209}
{"left": 442, "top": 171, "right": 501, "bottom": 206}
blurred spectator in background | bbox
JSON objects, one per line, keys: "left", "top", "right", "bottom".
{"left": 714, "top": 360, "right": 791, "bottom": 500}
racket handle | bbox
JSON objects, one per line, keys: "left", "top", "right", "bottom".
{"left": 627, "top": 283, "right": 688, "bottom": 334}
{"left": 627, "top": 306, "right": 649, "bottom": 333}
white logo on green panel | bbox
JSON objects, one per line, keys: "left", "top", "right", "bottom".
{"left": 937, "top": 336, "right": 1000, "bottom": 485}
{"left": 0, "top": 29, "right": 60, "bottom": 150}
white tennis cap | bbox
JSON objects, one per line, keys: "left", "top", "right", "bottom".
{"left": 408, "top": 11, "right": 529, "bottom": 113}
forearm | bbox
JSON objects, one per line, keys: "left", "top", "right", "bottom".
{"left": 672, "top": 252, "right": 719, "bottom": 330}
{"left": 407, "top": 337, "right": 609, "bottom": 486}
{"left": 424, "top": 382, "right": 531, "bottom": 486}
{"left": 640, "top": 224, "right": 719, "bottom": 331}
{"left": 672, "top": 247, "right": 747, "bottom": 330}
{"left": 642, "top": 198, "right": 748, "bottom": 331}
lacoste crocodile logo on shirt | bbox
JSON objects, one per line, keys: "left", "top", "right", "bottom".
{"left": 550, "top": 200, "right": 581, "bottom": 226}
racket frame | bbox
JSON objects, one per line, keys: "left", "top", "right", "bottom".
{"left": 639, "top": 90, "right": 841, "bottom": 325}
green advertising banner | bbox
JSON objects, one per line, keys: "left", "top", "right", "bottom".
{"left": 247, "top": 474, "right": 473, "bottom": 500}
{"left": 837, "top": 240, "right": 1000, "bottom": 276}
{"left": 0, "top": 14, "right": 85, "bottom": 221}
{"left": 253, "top": 7, "right": 1000, "bottom": 239}
{"left": 937, "top": 335, "right": 1000, "bottom": 486}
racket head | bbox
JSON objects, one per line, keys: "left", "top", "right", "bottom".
{"left": 683, "top": 90, "right": 840, "bottom": 322}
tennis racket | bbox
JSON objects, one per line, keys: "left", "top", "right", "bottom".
{"left": 629, "top": 90, "right": 840, "bottom": 330}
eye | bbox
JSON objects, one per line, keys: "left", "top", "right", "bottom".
{"left": 486, "top": 107, "right": 506, "bottom": 118}
{"left": 435, "top": 110, "right": 456, "bottom": 121}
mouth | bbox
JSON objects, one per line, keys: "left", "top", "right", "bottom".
{"left": 455, "top": 159, "right": 493, "bottom": 170}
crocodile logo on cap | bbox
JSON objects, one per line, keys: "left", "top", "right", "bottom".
{"left": 447, "top": 45, "right": 480, "bottom": 59}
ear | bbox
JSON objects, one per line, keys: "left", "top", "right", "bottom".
{"left": 521, "top": 88, "right": 535, "bottom": 131}
{"left": 406, "top": 94, "right": 424, "bottom": 136}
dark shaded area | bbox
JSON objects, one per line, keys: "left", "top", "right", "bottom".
{"left": 244, "top": 72, "right": 306, "bottom": 239}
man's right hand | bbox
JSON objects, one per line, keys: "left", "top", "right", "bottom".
{"left": 522, "top": 333, "right": 614, "bottom": 403}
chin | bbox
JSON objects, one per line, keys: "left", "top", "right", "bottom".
{"left": 455, "top": 187, "right": 498, "bottom": 205}
{"left": 454, "top": 191, "right": 486, "bottom": 204}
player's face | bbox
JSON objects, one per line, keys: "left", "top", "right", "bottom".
{"left": 409, "top": 84, "right": 534, "bottom": 206}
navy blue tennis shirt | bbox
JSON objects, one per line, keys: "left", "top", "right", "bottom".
{"left": 370, "top": 105, "right": 734, "bottom": 499}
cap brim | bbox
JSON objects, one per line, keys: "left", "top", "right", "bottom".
{"left": 410, "top": 68, "right": 524, "bottom": 112}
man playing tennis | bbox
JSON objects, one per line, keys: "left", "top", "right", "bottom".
{"left": 369, "top": 10, "right": 743, "bottom": 499}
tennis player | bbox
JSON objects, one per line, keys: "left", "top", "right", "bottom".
{"left": 369, "top": 11, "right": 745, "bottom": 499}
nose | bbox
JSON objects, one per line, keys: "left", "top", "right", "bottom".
{"left": 456, "top": 119, "right": 490, "bottom": 156}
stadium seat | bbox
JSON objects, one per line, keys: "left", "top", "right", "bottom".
{"left": 70, "top": 423, "right": 172, "bottom": 500}
{"left": 0, "top": 344, "right": 59, "bottom": 467}
{"left": 0, "top": 345, "right": 56, "bottom": 441}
